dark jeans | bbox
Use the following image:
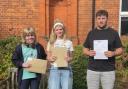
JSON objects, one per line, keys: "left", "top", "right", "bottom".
{"left": 19, "top": 78, "right": 40, "bottom": 89}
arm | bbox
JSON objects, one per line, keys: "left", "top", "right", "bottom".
{"left": 83, "top": 31, "right": 95, "bottom": 57}
{"left": 65, "top": 40, "right": 74, "bottom": 62}
{"left": 104, "top": 47, "right": 123, "bottom": 57}
{"left": 47, "top": 51, "right": 56, "bottom": 62}
{"left": 12, "top": 45, "right": 32, "bottom": 68}
{"left": 83, "top": 47, "right": 96, "bottom": 57}
{"left": 104, "top": 31, "right": 123, "bottom": 57}
{"left": 114, "top": 47, "right": 123, "bottom": 56}
{"left": 12, "top": 45, "right": 23, "bottom": 68}
{"left": 65, "top": 51, "right": 73, "bottom": 62}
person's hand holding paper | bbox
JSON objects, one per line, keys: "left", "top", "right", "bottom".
{"left": 49, "top": 55, "right": 57, "bottom": 62}
{"left": 22, "top": 57, "right": 33, "bottom": 68}
{"left": 25, "top": 59, "right": 47, "bottom": 74}
{"left": 51, "top": 47, "right": 68, "bottom": 67}
{"left": 104, "top": 51, "right": 115, "bottom": 57}
{"left": 22, "top": 62, "right": 31, "bottom": 68}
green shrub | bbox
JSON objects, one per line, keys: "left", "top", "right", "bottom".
{"left": 0, "top": 36, "right": 20, "bottom": 79}
{"left": 71, "top": 45, "right": 88, "bottom": 89}
{"left": 114, "top": 36, "right": 128, "bottom": 89}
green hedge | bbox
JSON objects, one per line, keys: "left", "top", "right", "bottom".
{"left": 0, "top": 36, "right": 20, "bottom": 79}
{"left": 71, "top": 45, "right": 88, "bottom": 89}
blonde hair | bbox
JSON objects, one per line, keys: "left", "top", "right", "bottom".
{"left": 49, "top": 19, "right": 67, "bottom": 45}
{"left": 21, "top": 27, "right": 36, "bottom": 44}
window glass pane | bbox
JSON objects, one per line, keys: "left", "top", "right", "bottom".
{"left": 121, "top": 17, "right": 128, "bottom": 35}
{"left": 122, "top": 0, "right": 128, "bottom": 11}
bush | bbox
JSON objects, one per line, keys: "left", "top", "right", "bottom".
{"left": 71, "top": 45, "right": 88, "bottom": 89}
{"left": 0, "top": 36, "right": 20, "bottom": 79}
{"left": 116, "top": 36, "right": 128, "bottom": 71}
{"left": 114, "top": 36, "right": 128, "bottom": 89}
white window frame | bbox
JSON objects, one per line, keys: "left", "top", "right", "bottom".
{"left": 119, "top": 0, "right": 128, "bottom": 36}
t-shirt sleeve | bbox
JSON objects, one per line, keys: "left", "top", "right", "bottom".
{"left": 83, "top": 31, "right": 91, "bottom": 48}
{"left": 69, "top": 41, "right": 74, "bottom": 51}
{"left": 66, "top": 40, "right": 74, "bottom": 51}
{"left": 114, "top": 32, "right": 122, "bottom": 48}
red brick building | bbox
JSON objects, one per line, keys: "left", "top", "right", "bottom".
{"left": 0, "top": 0, "right": 128, "bottom": 45}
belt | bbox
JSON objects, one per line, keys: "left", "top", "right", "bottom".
{"left": 58, "top": 67, "right": 69, "bottom": 70}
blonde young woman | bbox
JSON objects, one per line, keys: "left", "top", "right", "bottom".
{"left": 47, "top": 20, "right": 73, "bottom": 89}
{"left": 12, "top": 27, "right": 47, "bottom": 89}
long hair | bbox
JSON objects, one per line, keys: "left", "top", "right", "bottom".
{"left": 21, "top": 27, "right": 37, "bottom": 45}
{"left": 49, "top": 19, "right": 67, "bottom": 45}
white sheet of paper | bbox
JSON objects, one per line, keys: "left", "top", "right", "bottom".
{"left": 94, "top": 40, "right": 108, "bottom": 59}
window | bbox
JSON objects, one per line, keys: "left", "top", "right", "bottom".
{"left": 120, "top": 0, "right": 128, "bottom": 36}
{"left": 121, "top": 17, "right": 128, "bottom": 35}
{"left": 122, "top": 0, "right": 128, "bottom": 11}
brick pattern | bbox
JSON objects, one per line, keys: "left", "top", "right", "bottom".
{"left": 0, "top": 0, "right": 40, "bottom": 38}
{"left": 78, "top": 0, "right": 92, "bottom": 44}
{"left": 78, "top": 0, "right": 120, "bottom": 44}
{"left": 95, "top": 0, "right": 120, "bottom": 31}
{"left": 45, "top": 0, "right": 78, "bottom": 45}
{"left": 0, "top": 0, "right": 120, "bottom": 45}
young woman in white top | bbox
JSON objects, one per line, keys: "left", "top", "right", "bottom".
{"left": 47, "top": 19, "right": 74, "bottom": 89}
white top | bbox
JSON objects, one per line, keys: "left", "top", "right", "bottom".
{"left": 47, "top": 39, "right": 74, "bottom": 51}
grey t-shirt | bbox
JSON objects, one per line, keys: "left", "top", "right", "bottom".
{"left": 83, "top": 27, "right": 122, "bottom": 71}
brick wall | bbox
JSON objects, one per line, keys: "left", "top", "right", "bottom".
{"left": 95, "top": 0, "right": 120, "bottom": 31}
{"left": 0, "top": 0, "right": 46, "bottom": 45}
{"left": 0, "top": 0, "right": 120, "bottom": 45}
{"left": 78, "top": 0, "right": 120, "bottom": 44}
{"left": 78, "top": 0, "right": 92, "bottom": 44}
{"left": 45, "top": 0, "right": 78, "bottom": 45}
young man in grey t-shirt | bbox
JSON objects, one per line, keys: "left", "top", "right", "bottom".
{"left": 83, "top": 10, "right": 123, "bottom": 89}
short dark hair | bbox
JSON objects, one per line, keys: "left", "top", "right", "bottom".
{"left": 96, "top": 10, "right": 108, "bottom": 18}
